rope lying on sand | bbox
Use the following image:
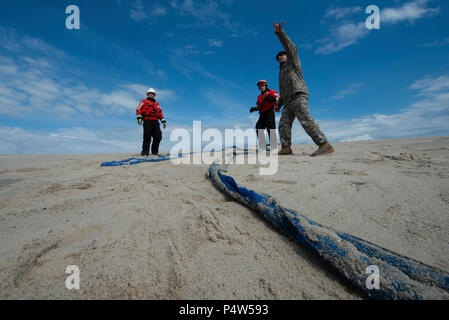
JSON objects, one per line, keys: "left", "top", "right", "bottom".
{"left": 101, "top": 154, "right": 178, "bottom": 166}
{"left": 100, "top": 147, "right": 256, "bottom": 167}
{"left": 207, "top": 162, "right": 449, "bottom": 300}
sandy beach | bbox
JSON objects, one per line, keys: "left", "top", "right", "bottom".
{"left": 0, "top": 136, "right": 448, "bottom": 299}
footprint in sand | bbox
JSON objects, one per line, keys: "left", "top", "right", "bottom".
{"left": 15, "top": 168, "right": 42, "bottom": 173}
{"left": 246, "top": 174, "right": 260, "bottom": 182}
{"left": 439, "top": 192, "right": 449, "bottom": 205}
{"left": 42, "top": 183, "right": 64, "bottom": 194}
{"left": 0, "top": 178, "right": 22, "bottom": 188}
{"left": 69, "top": 182, "right": 92, "bottom": 190}
{"left": 327, "top": 168, "right": 367, "bottom": 176}
{"left": 13, "top": 240, "right": 59, "bottom": 287}
{"left": 272, "top": 180, "right": 297, "bottom": 185}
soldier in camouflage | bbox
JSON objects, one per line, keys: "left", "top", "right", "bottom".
{"left": 273, "top": 22, "right": 334, "bottom": 157}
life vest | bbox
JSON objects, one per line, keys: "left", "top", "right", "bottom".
{"left": 256, "top": 89, "right": 279, "bottom": 113}
{"left": 136, "top": 98, "right": 165, "bottom": 121}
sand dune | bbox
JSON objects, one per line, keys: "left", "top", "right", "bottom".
{"left": 0, "top": 136, "right": 448, "bottom": 299}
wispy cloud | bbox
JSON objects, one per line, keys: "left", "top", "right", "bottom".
{"left": 2, "top": 74, "right": 448, "bottom": 154}
{"left": 152, "top": 5, "right": 168, "bottom": 17}
{"left": 302, "top": 74, "right": 449, "bottom": 143}
{"left": 208, "top": 39, "right": 224, "bottom": 48}
{"left": 169, "top": 0, "right": 257, "bottom": 37}
{"left": 124, "top": 83, "right": 176, "bottom": 101}
{"left": 130, "top": 0, "right": 167, "bottom": 22}
{"left": 316, "top": 0, "right": 441, "bottom": 55}
{"left": 174, "top": 45, "right": 214, "bottom": 57}
{"left": 381, "top": 0, "right": 440, "bottom": 24}
{"left": 323, "top": 6, "right": 363, "bottom": 21}
{"left": 0, "top": 126, "right": 140, "bottom": 154}
{"left": 315, "top": 21, "right": 368, "bottom": 55}
{"left": 410, "top": 75, "right": 449, "bottom": 93}
{"left": 421, "top": 37, "right": 449, "bottom": 47}
{"left": 0, "top": 26, "right": 66, "bottom": 59}
{"left": 170, "top": 0, "right": 230, "bottom": 27}
{"left": 0, "top": 28, "right": 176, "bottom": 120}
{"left": 130, "top": 0, "right": 147, "bottom": 21}
{"left": 330, "top": 83, "right": 364, "bottom": 100}
{"left": 169, "top": 44, "right": 226, "bottom": 83}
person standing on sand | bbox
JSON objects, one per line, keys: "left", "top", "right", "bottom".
{"left": 250, "top": 80, "right": 280, "bottom": 151}
{"left": 136, "top": 88, "right": 167, "bottom": 156}
{"left": 273, "top": 22, "right": 335, "bottom": 157}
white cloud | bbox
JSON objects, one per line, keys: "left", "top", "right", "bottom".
{"left": 0, "top": 29, "right": 177, "bottom": 120}
{"left": 0, "top": 126, "right": 141, "bottom": 155}
{"left": 130, "top": 0, "right": 147, "bottom": 21}
{"left": 169, "top": 0, "right": 257, "bottom": 38}
{"left": 330, "top": 83, "right": 364, "bottom": 100}
{"left": 410, "top": 75, "right": 449, "bottom": 93}
{"left": 421, "top": 37, "right": 449, "bottom": 47}
{"left": 316, "top": 0, "right": 441, "bottom": 55}
{"left": 130, "top": 1, "right": 167, "bottom": 22}
{"left": 323, "top": 6, "right": 363, "bottom": 20}
{"left": 0, "top": 27, "right": 66, "bottom": 59}
{"left": 173, "top": 45, "right": 214, "bottom": 57}
{"left": 208, "top": 39, "right": 224, "bottom": 47}
{"left": 340, "top": 134, "right": 374, "bottom": 142}
{"left": 311, "top": 74, "right": 449, "bottom": 143}
{"left": 152, "top": 6, "right": 168, "bottom": 17}
{"left": 169, "top": 48, "right": 225, "bottom": 83}
{"left": 173, "top": 0, "right": 228, "bottom": 26}
{"left": 100, "top": 90, "right": 137, "bottom": 111}
{"left": 381, "top": 0, "right": 440, "bottom": 24}
{"left": 315, "top": 22, "right": 368, "bottom": 55}
{"left": 123, "top": 84, "right": 176, "bottom": 101}
{"left": 1, "top": 73, "right": 448, "bottom": 154}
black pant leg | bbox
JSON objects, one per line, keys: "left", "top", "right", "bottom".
{"left": 264, "top": 111, "right": 276, "bottom": 141}
{"left": 142, "top": 121, "right": 152, "bottom": 154}
{"left": 256, "top": 111, "right": 276, "bottom": 148}
{"left": 150, "top": 121, "right": 162, "bottom": 155}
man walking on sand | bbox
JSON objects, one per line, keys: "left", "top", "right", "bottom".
{"left": 273, "top": 22, "right": 334, "bottom": 156}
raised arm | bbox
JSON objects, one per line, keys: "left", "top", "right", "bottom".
{"left": 273, "top": 22, "right": 301, "bottom": 71}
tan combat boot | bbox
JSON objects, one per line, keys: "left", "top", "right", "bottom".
{"left": 311, "top": 142, "right": 335, "bottom": 157}
{"left": 279, "top": 146, "right": 293, "bottom": 155}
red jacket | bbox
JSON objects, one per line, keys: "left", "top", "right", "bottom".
{"left": 257, "top": 89, "right": 279, "bottom": 113}
{"left": 136, "top": 98, "right": 165, "bottom": 121}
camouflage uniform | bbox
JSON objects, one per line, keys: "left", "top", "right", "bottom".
{"left": 276, "top": 29, "right": 328, "bottom": 147}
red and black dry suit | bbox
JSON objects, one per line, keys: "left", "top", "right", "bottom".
{"left": 255, "top": 88, "right": 279, "bottom": 147}
{"left": 136, "top": 97, "right": 165, "bottom": 155}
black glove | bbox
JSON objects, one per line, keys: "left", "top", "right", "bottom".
{"left": 137, "top": 116, "right": 143, "bottom": 125}
{"left": 250, "top": 107, "right": 258, "bottom": 113}
{"left": 161, "top": 119, "right": 167, "bottom": 129}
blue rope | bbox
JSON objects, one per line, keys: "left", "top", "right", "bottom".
{"left": 101, "top": 155, "right": 174, "bottom": 167}
{"left": 207, "top": 162, "right": 449, "bottom": 300}
{"left": 99, "top": 147, "right": 252, "bottom": 167}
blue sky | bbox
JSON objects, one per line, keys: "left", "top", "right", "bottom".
{"left": 0, "top": 0, "right": 448, "bottom": 154}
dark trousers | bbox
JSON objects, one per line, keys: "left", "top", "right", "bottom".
{"left": 255, "top": 111, "right": 277, "bottom": 149}
{"left": 142, "top": 120, "right": 162, "bottom": 155}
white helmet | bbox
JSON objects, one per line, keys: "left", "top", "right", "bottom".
{"left": 147, "top": 88, "right": 157, "bottom": 96}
